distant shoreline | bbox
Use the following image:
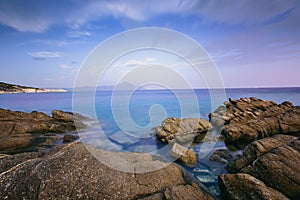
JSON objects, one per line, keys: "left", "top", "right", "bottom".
{"left": 0, "top": 82, "right": 67, "bottom": 94}
{"left": 0, "top": 89, "right": 68, "bottom": 94}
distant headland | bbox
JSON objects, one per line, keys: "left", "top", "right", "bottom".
{"left": 0, "top": 82, "right": 67, "bottom": 94}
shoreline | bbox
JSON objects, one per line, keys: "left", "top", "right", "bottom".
{"left": 0, "top": 89, "right": 68, "bottom": 94}
{"left": 0, "top": 81, "right": 68, "bottom": 94}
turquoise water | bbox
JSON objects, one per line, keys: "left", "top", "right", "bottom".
{"left": 1, "top": 88, "right": 299, "bottom": 116}
{"left": 1, "top": 87, "right": 300, "bottom": 198}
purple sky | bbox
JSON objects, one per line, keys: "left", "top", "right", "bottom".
{"left": 0, "top": 0, "right": 299, "bottom": 88}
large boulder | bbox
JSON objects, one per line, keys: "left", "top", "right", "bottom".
{"left": 0, "top": 142, "right": 214, "bottom": 200}
{"left": 219, "top": 173, "right": 288, "bottom": 200}
{"left": 154, "top": 117, "right": 212, "bottom": 144}
{"left": 0, "top": 108, "right": 87, "bottom": 153}
{"left": 210, "top": 97, "right": 300, "bottom": 147}
{"left": 164, "top": 183, "right": 214, "bottom": 200}
{"left": 223, "top": 134, "right": 300, "bottom": 199}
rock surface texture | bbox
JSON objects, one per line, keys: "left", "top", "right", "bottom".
{"left": 218, "top": 173, "right": 289, "bottom": 200}
{"left": 0, "top": 142, "right": 214, "bottom": 200}
{"left": 210, "top": 97, "right": 300, "bottom": 147}
{"left": 170, "top": 143, "right": 197, "bottom": 167}
{"left": 0, "top": 108, "right": 86, "bottom": 153}
{"left": 154, "top": 117, "right": 212, "bottom": 144}
{"left": 220, "top": 134, "right": 300, "bottom": 199}
{"left": 153, "top": 117, "right": 212, "bottom": 167}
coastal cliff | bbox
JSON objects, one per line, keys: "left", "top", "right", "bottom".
{"left": 0, "top": 82, "right": 67, "bottom": 94}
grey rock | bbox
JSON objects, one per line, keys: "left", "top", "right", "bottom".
{"left": 154, "top": 117, "right": 212, "bottom": 144}
{"left": 0, "top": 142, "right": 214, "bottom": 200}
{"left": 210, "top": 149, "right": 233, "bottom": 165}
{"left": 170, "top": 143, "right": 197, "bottom": 167}
{"left": 0, "top": 108, "right": 87, "bottom": 153}
{"left": 219, "top": 173, "right": 289, "bottom": 200}
{"left": 209, "top": 97, "right": 300, "bottom": 147}
{"left": 225, "top": 135, "right": 300, "bottom": 199}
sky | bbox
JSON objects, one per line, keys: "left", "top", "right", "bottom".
{"left": 0, "top": 0, "right": 299, "bottom": 89}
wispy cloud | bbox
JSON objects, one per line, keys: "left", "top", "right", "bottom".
{"left": 67, "top": 30, "right": 91, "bottom": 38}
{"left": 28, "top": 51, "right": 64, "bottom": 60}
{"left": 26, "top": 39, "right": 89, "bottom": 47}
{"left": 0, "top": 0, "right": 297, "bottom": 33}
{"left": 113, "top": 57, "right": 158, "bottom": 68}
{"left": 59, "top": 61, "right": 78, "bottom": 71}
{"left": 67, "top": 23, "right": 92, "bottom": 38}
{"left": 211, "top": 49, "right": 243, "bottom": 60}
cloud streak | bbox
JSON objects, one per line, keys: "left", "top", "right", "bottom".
{"left": 28, "top": 51, "right": 64, "bottom": 60}
{"left": 0, "top": 0, "right": 298, "bottom": 33}
{"left": 113, "top": 57, "right": 158, "bottom": 68}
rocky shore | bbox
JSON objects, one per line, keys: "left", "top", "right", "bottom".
{"left": 152, "top": 97, "right": 300, "bottom": 199}
{"left": 0, "top": 142, "right": 215, "bottom": 199}
{"left": 0, "top": 108, "right": 85, "bottom": 154}
{"left": 0, "top": 108, "right": 214, "bottom": 199}
{"left": 210, "top": 97, "right": 300, "bottom": 148}
{"left": 220, "top": 134, "right": 299, "bottom": 199}
{"left": 1, "top": 97, "right": 299, "bottom": 199}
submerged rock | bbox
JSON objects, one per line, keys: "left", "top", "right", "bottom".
{"left": 196, "top": 175, "right": 216, "bottom": 184}
{"left": 223, "top": 134, "right": 300, "bottom": 199}
{"left": 154, "top": 117, "right": 212, "bottom": 144}
{"left": 210, "top": 97, "right": 300, "bottom": 147}
{"left": 0, "top": 142, "right": 214, "bottom": 200}
{"left": 209, "top": 149, "right": 233, "bottom": 165}
{"left": 192, "top": 164, "right": 219, "bottom": 188}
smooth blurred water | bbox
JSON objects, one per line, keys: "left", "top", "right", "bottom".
{"left": 1, "top": 88, "right": 300, "bottom": 151}
{"left": 1, "top": 88, "right": 300, "bottom": 153}
{"left": 1, "top": 88, "right": 299, "bottom": 128}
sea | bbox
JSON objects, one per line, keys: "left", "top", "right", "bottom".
{"left": 1, "top": 87, "right": 300, "bottom": 198}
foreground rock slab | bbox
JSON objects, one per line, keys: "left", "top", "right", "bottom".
{"left": 0, "top": 142, "right": 214, "bottom": 200}
{"left": 210, "top": 97, "right": 300, "bottom": 147}
{"left": 222, "top": 134, "right": 300, "bottom": 199}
